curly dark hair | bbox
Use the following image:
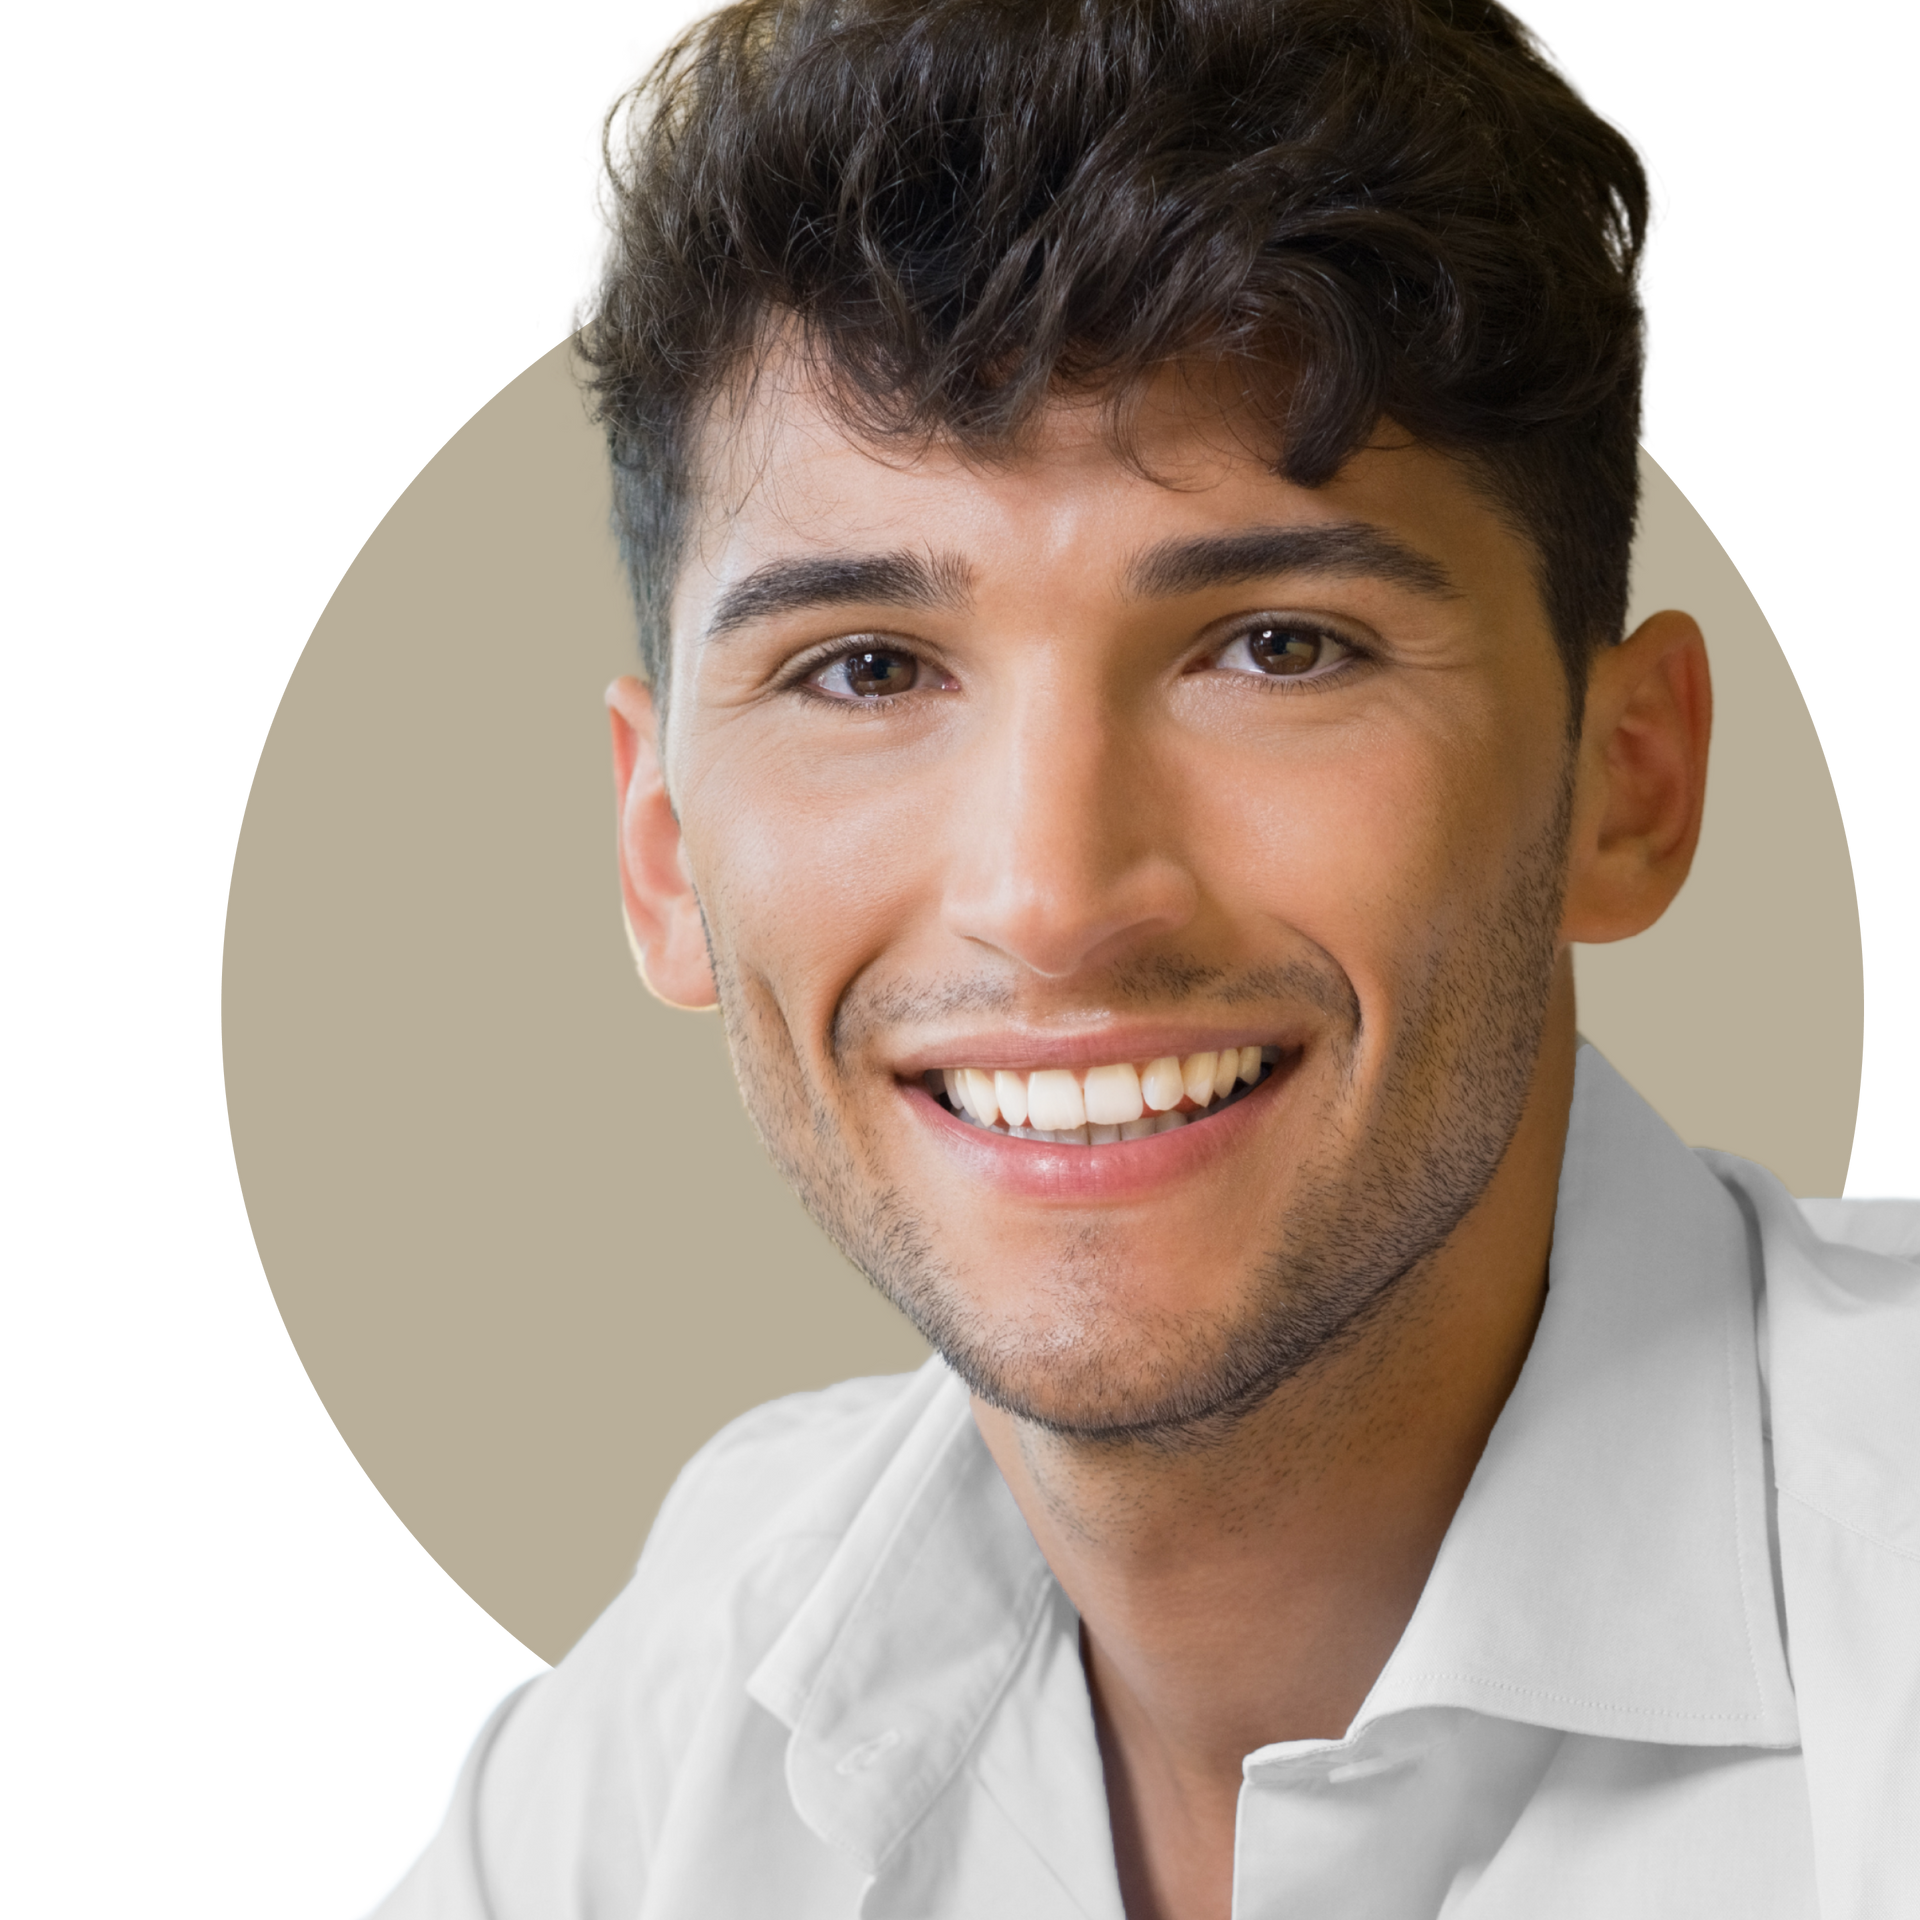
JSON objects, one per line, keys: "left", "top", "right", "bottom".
{"left": 578, "top": 0, "right": 1648, "bottom": 707}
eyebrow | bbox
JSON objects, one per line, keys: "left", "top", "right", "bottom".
{"left": 1126, "top": 523, "right": 1459, "bottom": 602}
{"left": 704, "top": 549, "right": 974, "bottom": 640}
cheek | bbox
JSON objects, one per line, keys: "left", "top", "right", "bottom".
{"left": 1195, "top": 711, "right": 1541, "bottom": 980}
{"left": 684, "top": 741, "right": 944, "bottom": 1026}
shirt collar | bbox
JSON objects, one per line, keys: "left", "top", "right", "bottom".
{"left": 748, "top": 1044, "right": 1799, "bottom": 1870}
{"left": 1361, "top": 1044, "right": 1798, "bottom": 1748}
{"left": 746, "top": 1360, "right": 1056, "bottom": 1873}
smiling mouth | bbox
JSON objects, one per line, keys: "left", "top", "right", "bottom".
{"left": 922, "top": 1046, "right": 1285, "bottom": 1145}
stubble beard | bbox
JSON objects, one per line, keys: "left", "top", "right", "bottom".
{"left": 704, "top": 776, "right": 1573, "bottom": 1450}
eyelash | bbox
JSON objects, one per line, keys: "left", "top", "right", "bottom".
{"left": 780, "top": 618, "right": 1370, "bottom": 705}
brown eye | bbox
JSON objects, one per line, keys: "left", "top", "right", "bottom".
{"left": 1214, "top": 620, "right": 1353, "bottom": 681}
{"left": 848, "top": 649, "right": 916, "bottom": 696}
{"left": 814, "top": 647, "right": 921, "bottom": 698}
{"left": 1247, "top": 625, "right": 1326, "bottom": 674}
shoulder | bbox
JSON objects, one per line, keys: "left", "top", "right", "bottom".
{"left": 623, "top": 1362, "right": 948, "bottom": 1619}
{"left": 523, "top": 1358, "right": 960, "bottom": 1730}
{"left": 369, "top": 1368, "right": 958, "bottom": 1917}
{"left": 1700, "top": 1152, "right": 1920, "bottom": 1553}
{"left": 1701, "top": 1161, "right": 1920, "bottom": 1901}
{"left": 1792, "top": 1195, "right": 1920, "bottom": 1263}
{"left": 413, "top": 1362, "right": 960, "bottom": 1910}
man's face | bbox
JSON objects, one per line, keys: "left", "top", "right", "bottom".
{"left": 651, "top": 365, "right": 1576, "bottom": 1438}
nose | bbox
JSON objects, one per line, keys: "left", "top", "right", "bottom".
{"left": 942, "top": 678, "right": 1198, "bottom": 979}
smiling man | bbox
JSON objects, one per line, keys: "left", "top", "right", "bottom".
{"left": 374, "top": 2, "right": 1919, "bottom": 1916}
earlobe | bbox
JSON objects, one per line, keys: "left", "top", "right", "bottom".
{"left": 619, "top": 899, "right": 718, "bottom": 1013}
{"left": 1560, "top": 609, "right": 1712, "bottom": 946}
{"left": 606, "top": 675, "right": 720, "bottom": 1011}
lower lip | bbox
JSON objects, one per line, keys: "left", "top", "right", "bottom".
{"left": 902, "top": 1058, "right": 1298, "bottom": 1203}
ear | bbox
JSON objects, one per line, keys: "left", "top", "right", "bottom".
{"left": 1561, "top": 609, "right": 1713, "bottom": 945}
{"left": 606, "top": 675, "right": 719, "bottom": 1010}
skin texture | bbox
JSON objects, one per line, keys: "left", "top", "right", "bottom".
{"left": 608, "top": 362, "right": 1711, "bottom": 1919}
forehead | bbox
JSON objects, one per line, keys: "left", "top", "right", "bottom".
{"left": 669, "top": 354, "right": 1546, "bottom": 662}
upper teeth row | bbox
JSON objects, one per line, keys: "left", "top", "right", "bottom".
{"left": 939, "top": 1047, "right": 1275, "bottom": 1135}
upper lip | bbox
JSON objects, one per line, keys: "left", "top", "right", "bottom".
{"left": 889, "top": 1023, "right": 1310, "bottom": 1077}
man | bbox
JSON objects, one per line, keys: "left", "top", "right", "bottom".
{"left": 377, "top": 1, "right": 1919, "bottom": 1914}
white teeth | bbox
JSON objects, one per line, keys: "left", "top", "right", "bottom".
{"left": 937, "top": 1045, "right": 1282, "bottom": 1141}
{"left": 960, "top": 1067, "right": 1000, "bottom": 1127}
{"left": 1027, "top": 1068, "right": 1086, "bottom": 1132}
{"left": 1083, "top": 1062, "right": 1144, "bottom": 1126}
{"left": 1141, "top": 1056, "right": 1185, "bottom": 1111}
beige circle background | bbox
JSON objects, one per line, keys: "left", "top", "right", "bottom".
{"left": 224, "top": 343, "right": 1862, "bottom": 1664}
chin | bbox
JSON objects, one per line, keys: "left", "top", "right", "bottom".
{"left": 882, "top": 1255, "right": 1373, "bottom": 1446}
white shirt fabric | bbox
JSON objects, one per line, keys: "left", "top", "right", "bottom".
{"left": 373, "top": 1048, "right": 1920, "bottom": 1918}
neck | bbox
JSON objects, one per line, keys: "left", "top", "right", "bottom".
{"left": 970, "top": 961, "right": 1578, "bottom": 1859}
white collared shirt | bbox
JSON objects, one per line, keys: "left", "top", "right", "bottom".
{"left": 374, "top": 1049, "right": 1920, "bottom": 1918}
